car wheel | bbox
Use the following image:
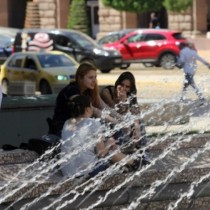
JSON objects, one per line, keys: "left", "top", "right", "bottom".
{"left": 160, "top": 53, "right": 176, "bottom": 69}
{"left": 40, "top": 80, "right": 52, "bottom": 95}
{"left": 1, "top": 79, "right": 9, "bottom": 94}
{"left": 100, "top": 69, "right": 111, "bottom": 73}
{"left": 120, "top": 64, "right": 130, "bottom": 70}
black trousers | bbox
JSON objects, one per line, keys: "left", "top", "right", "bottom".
{"left": 181, "top": 73, "right": 204, "bottom": 100}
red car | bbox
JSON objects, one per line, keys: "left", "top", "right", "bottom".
{"left": 98, "top": 29, "right": 189, "bottom": 69}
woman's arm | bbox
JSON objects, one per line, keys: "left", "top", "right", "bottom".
{"left": 100, "top": 88, "right": 115, "bottom": 108}
{"left": 95, "top": 137, "right": 117, "bottom": 158}
{"left": 96, "top": 137, "right": 135, "bottom": 165}
{"left": 93, "top": 95, "right": 122, "bottom": 122}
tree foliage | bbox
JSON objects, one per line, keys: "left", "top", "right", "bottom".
{"left": 163, "top": 0, "right": 193, "bottom": 12}
{"left": 101, "top": 0, "right": 193, "bottom": 13}
{"left": 101, "top": 0, "right": 163, "bottom": 13}
{"left": 67, "top": 0, "right": 90, "bottom": 35}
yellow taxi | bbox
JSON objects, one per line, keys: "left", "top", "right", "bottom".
{"left": 0, "top": 51, "right": 78, "bottom": 94}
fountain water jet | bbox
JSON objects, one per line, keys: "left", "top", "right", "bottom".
{"left": 1, "top": 94, "right": 210, "bottom": 210}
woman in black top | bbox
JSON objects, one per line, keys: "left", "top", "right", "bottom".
{"left": 100, "top": 72, "right": 149, "bottom": 164}
{"left": 100, "top": 71, "right": 137, "bottom": 112}
{"left": 51, "top": 62, "right": 112, "bottom": 137}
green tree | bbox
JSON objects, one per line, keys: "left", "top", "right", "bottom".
{"left": 163, "top": 0, "right": 193, "bottom": 12}
{"left": 68, "top": 0, "right": 90, "bottom": 35}
{"left": 101, "top": 0, "right": 193, "bottom": 13}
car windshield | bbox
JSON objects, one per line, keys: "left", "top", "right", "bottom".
{"left": 37, "top": 54, "right": 77, "bottom": 68}
{"left": 98, "top": 30, "right": 134, "bottom": 45}
{"left": 172, "top": 33, "right": 186, "bottom": 40}
{"left": 0, "top": 35, "right": 14, "bottom": 48}
{"left": 98, "top": 34, "right": 120, "bottom": 45}
{"left": 69, "top": 32, "right": 98, "bottom": 48}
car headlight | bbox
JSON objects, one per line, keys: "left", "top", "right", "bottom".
{"left": 56, "top": 75, "right": 69, "bottom": 81}
{"left": 93, "top": 48, "right": 109, "bottom": 56}
{"left": 112, "top": 49, "right": 121, "bottom": 56}
{"left": 103, "top": 47, "right": 121, "bottom": 56}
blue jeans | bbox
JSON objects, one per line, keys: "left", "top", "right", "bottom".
{"left": 88, "top": 161, "right": 109, "bottom": 178}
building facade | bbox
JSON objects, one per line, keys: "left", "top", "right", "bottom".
{"left": 0, "top": 0, "right": 210, "bottom": 39}
{"left": 97, "top": 0, "right": 210, "bottom": 39}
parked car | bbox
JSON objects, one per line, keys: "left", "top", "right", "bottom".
{"left": 0, "top": 34, "right": 14, "bottom": 64}
{"left": 13, "top": 29, "right": 122, "bottom": 73}
{"left": 0, "top": 27, "right": 19, "bottom": 38}
{"left": 97, "top": 29, "right": 189, "bottom": 69}
{"left": 0, "top": 51, "right": 78, "bottom": 95}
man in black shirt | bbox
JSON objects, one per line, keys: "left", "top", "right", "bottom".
{"left": 149, "top": 12, "right": 160, "bottom": 29}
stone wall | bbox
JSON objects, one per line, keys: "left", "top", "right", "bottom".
{"left": 97, "top": 1, "right": 123, "bottom": 39}
{"left": 168, "top": 10, "right": 193, "bottom": 32}
{"left": 33, "top": 0, "right": 56, "bottom": 28}
{"left": 196, "top": 0, "right": 208, "bottom": 32}
{"left": 0, "top": 94, "right": 189, "bottom": 148}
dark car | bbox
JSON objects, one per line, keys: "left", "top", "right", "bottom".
{"left": 0, "top": 34, "right": 14, "bottom": 64}
{"left": 98, "top": 29, "right": 189, "bottom": 69}
{"left": 13, "top": 29, "right": 122, "bottom": 73}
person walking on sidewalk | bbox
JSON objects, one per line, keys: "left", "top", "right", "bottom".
{"left": 177, "top": 42, "right": 210, "bottom": 104}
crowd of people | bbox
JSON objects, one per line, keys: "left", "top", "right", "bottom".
{"left": 48, "top": 41, "right": 210, "bottom": 178}
{"left": 48, "top": 62, "right": 149, "bottom": 178}
{"left": 1, "top": 39, "right": 210, "bottom": 179}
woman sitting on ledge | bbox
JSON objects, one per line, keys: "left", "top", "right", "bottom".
{"left": 100, "top": 72, "right": 150, "bottom": 164}
{"left": 100, "top": 72, "right": 147, "bottom": 145}
{"left": 50, "top": 62, "right": 119, "bottom": 137}
{"left": 60, "top": 95, "right": 139, "bottom": 178}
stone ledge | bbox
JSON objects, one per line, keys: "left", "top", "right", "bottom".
{"left": 1, "top": 136, "right": 210, "bottom": 205}
{"left": 0, "top": 95, "right": 191, "bottom": 148}
{"left": 1, "top": 134, "right": 209, "bottom": 165}
{"left": 0, "top": 149, "right": 38, "bottom": 165}
{"left": 1, "top": 167, "right": 210, "bottom": 209}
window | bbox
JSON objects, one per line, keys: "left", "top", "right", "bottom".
{"left": 143, "top": 34, "right": 166, "bottom": 41}
{"left": 173, "top": 33, "right": 186, "bottom": 40}
{"left": 127, "top": 34, "right": 144, "bottom": 43}
{"left": 24, "top": 57, "right": 36, "bottom": 69}
{"left": 8, "top": 54, "right": 24, "bottom": 67}
{"left": 54, "top": 35, "right": 70, "bottom": 47}
{"left": 38, "top": 54, "right": 77, "bottom": 68}
{"left": 99, "top": 34, "right": 120, "bottom": 44}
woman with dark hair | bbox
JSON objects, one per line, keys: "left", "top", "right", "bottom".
{"left": 50, "top": 62, "right": 114, "bottom": 137}
{"left": 100, "top": 72, "right": 149, "bottom": 164}
{"left": 101, "top": 71, "right": 137, "bottom": 111}
{"left": 60, "top": 95, "right": 139, "bottom": 178}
